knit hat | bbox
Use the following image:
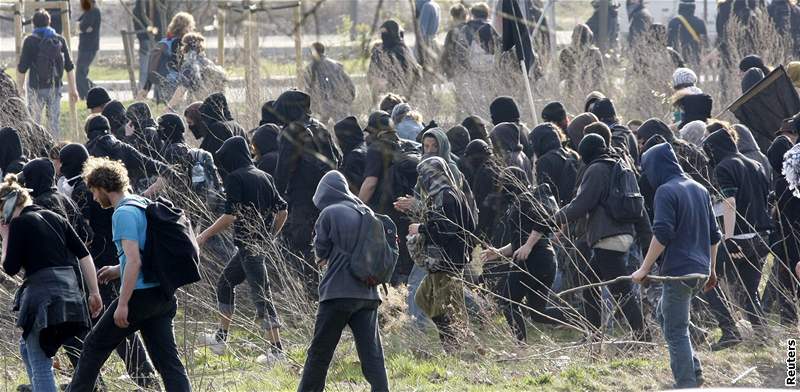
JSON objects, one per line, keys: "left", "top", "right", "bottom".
{"left": 741, "top": 67, "right": 764, "bottom": 93}
{"left": 334, "top": 116, "right": 362, "bottom": 137}
{"left": 566, "top": 112, "right": 599, "bottom": 150}
{"left": 584, "top": 91, "right": 606, "bottom": 112}
{"left": 679, "top": 120, "right": 706, "bottom": 146}
{"left": 739, "top": 54, "right": 768, "bottom": 73}
{"left": 541, "top": 101, "right": 567, "bottom": 123}
{"left": 590, "top": 98, "right": 616, "bottom": 121}
{"left": 86, "top": 87, "right": 111, "bottom": 110}
{"left": 578, "top": 133, "right": 608, "bottom": 165}
{"left": 672, "top": 68, "right": 698, "bottom": 89}
{"left": 788, "top": 61, "right": 800, "bottom": 89}
{"left": 490, "top": 96, "right": 521, "bottom": 124}
{"left": 85, "top": 115, "right": 110, "bottom": 135}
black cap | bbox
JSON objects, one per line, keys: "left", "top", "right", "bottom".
{"left": 590, "top": 98, "right": 616, "bottom": 121}
{"left": 86, "top": 87, "right": 111, "bottom": 110}
{"left": 85, "top": 115, "right": 110, "bottom": 135}
{"left": 541, "top": 101, "right": 567, "bottom": 123}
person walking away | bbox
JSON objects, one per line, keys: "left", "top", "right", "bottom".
{"left": 367, "top": 20, "right": 421, "bottom": 103}
{"left": 296, "top": 170, "right": 390, "bottom": 392}
{"left": 196, "top": 136, "right": 288, "bottom": 364}
{"left": 701, "top": 127, "right": 772, "bottom": 350}
{"left": 632, "top": 142, "right": 720, "bottom": 388}
{"left": 16, "top": 10, "right": 78, "bottom": 138}
{"left": 197, "top": 93, "right": 246, "bottom": 166}
{"left": 302, "top": 42, "right": 356, "bottom": 124}
{"left": 626, "top": 0, "right": 653, "bottom": 46}
{"left": 139, "top": 12, "right": 195, "bottom": 103}
{"left": 528, "top": 123, "right": 580, "bottom": 206}
{"left": 558, "top": 24, "right": 606, "bottom": 99}
{"left": 168, "top": 33, "right": 227, "bottom": 111}
{"left": 76, "top": 0, "right": 101, "bottom": 100}
{"left": 587, "top": 0, "right": 620, "bottom": 52}
{"left": 133, "top": 0, "right": 164, "bottom": 91}
{"left": 415, "top": 0, "right": 441, "bottom": 70}
{"left": 67, "top": 157, "right": 191, "bottom": 391}
{"left": 1, "top": 175, "right": 103, "bottom": 392}
{"left": 57, "top": 143, "right": 158, "bottom": 388}
{"left": 125, "top": 102, "right": 165, "bottom": 161}
{"left": 667, "top": 0, "right": 708, "bottom": 66}
{"left": 553, "top": 134, "right": 652, "bottom": 340}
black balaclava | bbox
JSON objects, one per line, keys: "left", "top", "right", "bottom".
{"left": 252, "top": 123, "right": 280, "bottom": 157}
{"left": 59, "top": 143, "right": 89, "bottom": 180}
{"left": 274, "top": 89, "right": 312, "bottom": 125}
{"left": 590, "top": 98, "right": 617, "bottom": 124}
{"left": 462, "top": 115, "right": 489, "bottom": 142}
{"left": 490, "top": 96, "right": 521, "bottom": 124}
{"left": 334, "top": 116, "right": 364, "bottom": 154}
{"left": 185, "top": 102, "right": 209, "bottom": 140}
{"left": 84, "top": 115, "right": 111, "bottom": 141}
{"left": 637, "top": 118, "right": 674, "bottom": 143}
{"left": 578, "top": 133, "right": 608, "bottom": 165}
{"left": 21, "top": 158, "right": 56, "bottom": 198}
{"left": 541, "top": 101, "right": 567, "bottom": 124}
{"left": 0, "top": 127, "right": 24, "bottom": 173}
{"left": 741, "top": 67, "right": 765, "bottom": 93}
{"left": 381, "top": 19, "right": 403, "bottom": 49}
{"left": 446, "top": 125, "right": 471, "bottom": 158}
{"left": 490, "top": 122, "right": 523, "bottom": 153}
{"left": 157, "top": 113, "right": 186, "bottom": 144}
{"left": 702, "top": 128, "right": 739, "bottom": 167}
{"left": 101, "top": 100, "right": 127, "bottom": 139}
{"left": 126, "top": 102, "right": 157, "bottom": 132}
{"left": 260, "top": 100, "right": 280, "bottom": 126}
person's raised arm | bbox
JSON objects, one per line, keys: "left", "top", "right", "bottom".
{"left": 197, "top": 214, "right": 235, "bottom": 246}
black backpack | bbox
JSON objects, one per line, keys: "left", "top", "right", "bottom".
{"left": 544, "top": 149, "right": 580, "bottom": 206}
{"left": 600, "top": 158, "right": 646, "bottom": 224}
{"left": 34, "top": 34, "right": 64, "bottom": 86}
{"left": 338, "top": 203, "right": 399, "bottom": 286}
{"left": 122, "top": 197, "right": 201, "bottom": 296}
{"left": 389, "top": 142, "right": 421, "bottom": 200}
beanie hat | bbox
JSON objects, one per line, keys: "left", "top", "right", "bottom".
{"left": 86, "top": 87, "right": 111, "bottom": 110}
{"left": 334, "top": 116, "right": 362, "bottom": 137}
{"left": 490, "top": 96, "right": 521, "bottom": 124}
{"left": 590, "top": 98, "right": 617, "bottom": 121}
{"left": 101, "top": 100, "right": 127, "bottom": 132}
{"left": 679, "top": 120, "right": 706, "bottom": 146}
{"left": 541, "top": 101, "right": 567, "bottom": 123}
{"left": 741, "top": 67, "right": 765, "bottom": 93}
{"left": 787, "top": 61, "right": 800, "bottom": 89}
{"left": 739, "top": 54, "right": 767, "bottom": 73}
{"left": 85, "top": 115, "right": 110, "bottom": 135}
{"left": 672, "top": 68, "right": 698, "bottom": 89}
{"left": 584, "top": 91, "right": 606, "bottom": 112}
{"left": 578, "top": 133, "right": 608, "bottom": 165}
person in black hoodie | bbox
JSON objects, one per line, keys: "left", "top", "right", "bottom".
{"left": 490, "top": 96, "right": 533, "bottom": 158}
{"left": 676, "top": 93, "right": 713, "bottom": 130}
{"left": 528, "top": 123, "right": 579, "bottom": 206}
{"left": 667, "top": 0, "right": 709, "bottom": 66}
{"left": 590, "top": 98, "right": 640, "bottom": 165}
{"left": 251, "top": 123, "right": 280, "bottom": 177}
{"left": 0, "top": 127, "right": 27, "bottom": 177}
{"left": 554, "top": 134, "right": 652, "bottom": 339}
{"left": 446, "top": 125, "right": 470, "bottom": 159}
{"left": 367, "top": 20, "right": 422, "bottom": 102}
{"left": 459, "top": 139, "right": 502, "bottom": 242}
{"left": 273, "top": 89, "right": 342, "bottom": 169}
{"left": 334, "top": 116, "right": 367, "bottom": 192}
{"left": 197, "top": 136, "right": 288, "bottom": 362}
{"left": 636, "top": 118, "right": 711, "bottom": 189}
{"left": 199, "top": 92, "right": 245, "bottom": 166}
{"left": 20, "top": 158, "right": 90, "bottom": 242}
{"left": 56, "top": 143, "right": 158, "bottom": 388}
{"left": 462, "top": 115, "right": 490, "bottom": 144}
{"left": 84, "top": 114, "right": 168, "bottom": 197}
{"left": 101, "top": 100, "right": 128, "bottom": 140}
{"left": 490, "top": 122, "right": 533, "bottom": 184}
{"left": 125, "top": 102, "right": 165, "bottom": 160}
{"left": 701, "top": 128, "right": 771, "bottom": 349}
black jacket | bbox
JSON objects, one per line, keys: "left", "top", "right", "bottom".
{"left": 86, "top": 132, "right": 168, "bottom": 187}
{"left": 529, "top": 124, "right": 579, "bottom": 206}
{"left": 17, "top": 30, "right": 74, "bottom": 89}
{"left": 667, "top": 3, "right": 708, "bottom": 64}
{"left": 490, "top": 123, "right": 533, "bottom": 184}
{"left": 78, "top": 6, "right": 101, "bottom": 53}
{"left": 199, "top": 93, "right": 245, "bottom": 165}
{"left": 274, "top": 124, "right": 330, "bottom": 209}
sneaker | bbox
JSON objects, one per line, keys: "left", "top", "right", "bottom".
{"left": 695, "top": 370, "right": 705, "bottom": 387}
{"left": 711, "top": 329, "right": 742, "bottom": 351}
{"left": 199, "top": 332, "right": 227, "bottom": 355}
{"left": 256, "top": 351, "right": 286, "bottom": 366}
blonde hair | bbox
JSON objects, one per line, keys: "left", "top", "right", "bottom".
{"left": 82, "top": 157, "right": 130, "bottom": 193}
{"left": 407, "top": 110, "right": 423, "bottom": 124}
{"left": 0, "top": 174, "right": 31, "bottom": 209}
{"left": 167, "top": 12, "right": 195, "bottom": 38}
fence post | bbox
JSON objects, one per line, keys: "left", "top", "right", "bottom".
{"left": 58, "top": 0, "right": 79, "bottom": 139}
{"left": 14, "top": 1, "right": 23, "bottom": 61}
{"left": 217, "top": 5, "right": 225, "bottom": 67}
{"left": 121, "top": 31, "right": 138, "bottom": 95}
{"left": 294, "top": 0, "right": 303, "bottom": 86}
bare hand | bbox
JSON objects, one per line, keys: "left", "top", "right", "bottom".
{"left": 394, "top": 196, "right": 415, "bottom": 213}
{"left": 97, "top": 265, "right": 120, "bottom": 284}
{"left": 513, "top": 243, "right": 533, "bottom": 262}
{"left": 703, "top": 270, "right": 718, "bottom": 293}
{"left": 69, "top": 89, "right": 79, "bottom": 103}
{"left": 480, "top": 247, "right": 501, "bottom": 263}
{"left": 317, "top": 258, "right": 328, "bottom": 268}
{"left": 408, "top": 223, "right": 420, "bottom": 236}
{"left": 631, "top": 268, "right": 649, "bottom": 285}
{"left": 114, "top": 303, "right": 129, "bottom": 328}
{"left": 725, "top": 238, "right": 746, "bottom": 261}
{"left": 125, "top": 122, "right": 135, "bottom": 137}
{"left": 88, "top": 293, "right": 103, "bottom": 318}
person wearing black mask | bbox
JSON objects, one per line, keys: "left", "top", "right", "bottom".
{"left": 20, "top": 158, "right": 90, "bottom": 242}
{"left": 198, "top": 93, "right": 245, "bottom": 165}
{"left": 101, "top": 100, "right": 128, "bottom": 140}
{"left": 459, "top": 139, "right": 502, "bottom": 242}
{"left": 489, "top": 122, "right": 533, "bottom": 184}
{"left": 197, "top": 136, "right": 288, "bottom": 363}
{"left": 529, "top": 123, "right": 580, "bottom": 206}
{"left": 56, "top": 143, "right": 159, "bottom": 388}
{"left": 541, "top": 101, "right": 570, "bottom": 133}
{"left": 334, "top": 116, "right": 367, "bottom": 192}
{"left": 125, "top": 102, "right": 164, "bottom": 160}
{"left": 675, "top": 93, "right": 713, "bottom": 130}
{"left": 490, "top": 96, "right": 534, "bottom": 158}
{"left": 461, "top": 115, "right": 490, "bottom": 144}
{"left": 0, "top": 127, "right": 27, "bottom": 177}
{"left": 156, "top": 113, "right": 190, "bottom": 165}
{"left": 273, "top": 89, "right": 342, "bottom": 168}
{"left": 554, "top": 133, "right": 652, "bottom": 339}
{"left": 251, "top": 123, "right": 280, "bottom": 177}
{"left": 701, "top": 127, "right": 771, "bottom": 350}
{"left": 636, "top": 118, "right": 711, "bottom": 189}
{"left": 589, "top": 98, "right": 640, "bottom": 165}
{"left": 367, "top": 20, "right": 421, "bottom": 103}
{"left": 446, "top": 125, "right": 470, "bottom": 159}
{"left": 83, "top": 114, "right": 169, "bottom": 197}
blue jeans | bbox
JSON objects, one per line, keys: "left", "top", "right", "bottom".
{"left": 28, "top": 86, "right": 62, "bottom": 138}
{"left": 658, "top": 279, "right": 703, "bottom": 389}
{"left": 20, "top": 331, "right": 57, "bottom": 392}
{"left": 138, "top": 37, "right": 152, "bottom": 90}
{"left": 407, "top": 264, "right": 433, "bottom": 329}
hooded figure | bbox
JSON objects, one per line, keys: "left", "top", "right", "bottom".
{"left": 2, "top": 97, "right": 53, "bottom": 159}
{"left": 677, "top": 93, "right": 713, "bottom": 129}
{"left": 367, "top": 20, "right": 421, "bottom": 100}
{"left": 680, "top": 120, "right": 706, "bottom": 146}
{"left": 490, "top": 122, "right": 533, "bottom": 184}
{"left": 274, "top": 89, "right": 342, "bottom": 168}
{"left": 667, "top": 0, "right": 709, "bottom": 65}
{"left": 637, "top": 119, "right": 711, "bottom": 190}
{"left": 490, "top": 96, "right": 533, "bottom": 158}
{"left": 627, "top": 0, "right": 653, "bottom": 46}
{"left": 459, "top": 140, "right": 502, "bottom": 241}
{"left": 740, "top": 67, "right": 765, "bottom": 93}
{"left": 461, "top": 115, "right": 489, "bottom": 143}
{"left": 733, "top": 124, "right": 771, "bottom": 179}
{"left": 157, "top": 113, "right": 189, "bottom": 165}
{"left": 566, "top": 112, "right": 599, "bottom": 150}
{"left": 251, "top": 123, "right": 281, "bottom": 176}
{"left": 446, "top": 125, "right": 470, "bottom": 158}
{"left": 738, "top": 54, "right": 770, "bottom": 75}
{"left": 102, "top": 100, "right": 128, "bottom": 140}
{"left": 591, "top": 98, "right": 640, "bottom": 164}
{"left": 199, "top": 93, "right": 245, "bottom": 162}
{"left": 215, "top": 136, "right": 254, "bottom": 181}
{"left": 185, "top": 101, "right": 211, "bottom": 141}
{"left": 0, "top": 127, "right": 26, "bottom": 176}
{"left": 260, "top": 100, "right": 280, "bottom": 126}
{"left": 529, "top": 123, "right": 578, "bottom": 206}
{"left": 333, "top": 116, "right": 366, "bottom": 190}
{"left": 498, "top": 0, "right": 536, "bottom": 73}
{"left": 125, "top": 102, "right": 165, "bottom": 159}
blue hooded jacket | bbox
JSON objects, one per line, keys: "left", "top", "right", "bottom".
{"left": 642, "top": 143, "right": 722, "bottom": 276}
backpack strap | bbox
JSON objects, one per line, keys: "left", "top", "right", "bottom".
{"left": 676, "top": 15, "right": 701, "bottom": 44}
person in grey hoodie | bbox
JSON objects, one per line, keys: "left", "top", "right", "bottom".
{"left": 297, "top": 170, "right": 389, "bottom": 392}
{"left": 732, "top": 124, "right": 772, "bottom": 180}
{"left": 632, "top": 142, "right": 721, "bottom": 388}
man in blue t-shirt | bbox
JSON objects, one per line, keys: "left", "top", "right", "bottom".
{"left": 67, "top": 157, "right": 190, "bottom": 392}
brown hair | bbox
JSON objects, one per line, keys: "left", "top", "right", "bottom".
{"left": 32, "top": 10, "right": 50, "bottom": 28}
{"left": 82, "top": 157, "right": 130, "bottom": 193}
{"left": 167, "top": 12, "right": 195, "bottom": 38}
{"left": 49, "top": 141, "right": 71, "bottom": 160}
{"left": 706, "top": 119, "right": 739, "bottom": 143}
{"left": 181, "top": 32, "right": 205, "bottom": 54}
{"left": 450, "top": 3, "right": 467, "bottom": 20}
{"left": 470, "top": 3, "right": 490, "bottom": 19}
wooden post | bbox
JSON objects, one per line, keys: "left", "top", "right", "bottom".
{"left": 244, "top": 4, "right": 257, "bottom": 106}
{"left": 58, "top": 0, "right": 79, "bottom": 140}
{"left": 122, "top": 31, "right": 138, "bottom": 95}
{"left": 598, "top": 0, "right": 609, "bottom": 53}
{"left": 217, "top": 5, "right": 225, "bottom": 66}
{"left": 546, "top": 0, "right": 556, "bottom": 60}
{"left": 349, "top": 0, "right": 358, "bottom": 41}
{"left": 14, "top": 1, "right": 23, "bottom": 61}
{"left": 294, "top": 0, "right": 303, "bottom": 86}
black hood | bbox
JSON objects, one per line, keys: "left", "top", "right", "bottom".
{"left": 252, "top": 123, "right": 280, "bottom": 157}
{"left": 260, "top": 100, "right": 280, "bottom": 126}
{"left": 126, "top": 102, "right": 156, "bottom": 132}
{"left": 446, "top": 125, "right": 470, "bottom": 157}
{"left": 500, "top": 166, "right": 530, "bottom": 198}
{"left": 702, "top": 129, "right": 739, "bottom": 166}
{"left": 84, "top": 115, "right": 111, "bottom": 141}
{"left": 499, "top": 0, "right": 535, "bottom": 72}
{"left": 157, "top": 113, "right": 186, "bottom": 144}
{"left": 490, "top": 122, "right": 523, "bottom": 153}
{"left": 58, "top": 143, "right": 89, "bottom": 179}
{"left": 334, "top": 116, "right": 365, "bottom": 154}
{"left": 200, "top": 92, "right": 234, "bottom": 124}
{"left": 464, "top": 139, "right": 491, "bottom": 160}
{"left": 462, "top": 115, "right": 489, "bottom": 142}
{"left": 579, "top": 133, "right": 609, "bottom": 165}
{"left": 216, "top": 136, "right": 253, "bottom": 175}
{"left": 679, "top": 94, "right": 713, "bottom": 126}
{"left": 380, "top": 19, "right": 403, "bottom": 49}
{"left": 20, "top": 158, "right": 55, "bottom": 198}
{"left": 741, "top": 67, "right": 764, "bottom": 93}
{"left": 637, "top": 118, "right": 674, "bottom": 143}
{"left": 0, "top": 127, "right": 24, "bottom": 171}
{"left": 274, "top": 90, "right": 311, "bottom": 124}
{"left": 530, "top": 123, "right": 562, "bottom": 157}
{"left": 490, "top": 96, "right": 521, "bottom": 124}
{"left": 739, "top": 54, "right": 769, "bottom": 75}
{"left": 767, "top": 135, "right": 794, "bottom": 173}
{"left": 678, "top": 1, "right": 696, "bottom": 16}
{"left": 101, "top": 100, "right": 127, "bottom": 138}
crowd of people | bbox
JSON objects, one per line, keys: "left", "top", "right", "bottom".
{"left": 2, "top": 1, "right": 800, "bottom": 391}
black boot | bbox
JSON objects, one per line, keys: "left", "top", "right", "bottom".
{"left": 711, "top": 328, "right": 742, "bottom": 351}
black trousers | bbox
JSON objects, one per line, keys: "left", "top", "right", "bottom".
{"left": 76, "top": 49, "right": 97, "bottom": 99}
{"left": 283, "top": 204, "right": 320, "bottom": 297}
{"left": 704, "top": 236, "right": 767, "bottom": 331}
{"left": 297, "top": 299, "right": 388, "bottom": 392}
{"left": 63, "top": 282, "right": 156, "bottom": 388}
{"left": 67, "top": 288, "right": 190, "bottom": 392}
{"left": 583, "top": 248, "right": 645, "bottom": 333}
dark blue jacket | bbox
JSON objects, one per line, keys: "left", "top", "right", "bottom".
{"left": 642, "top": 143, "right": 722, "bottom": 276}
